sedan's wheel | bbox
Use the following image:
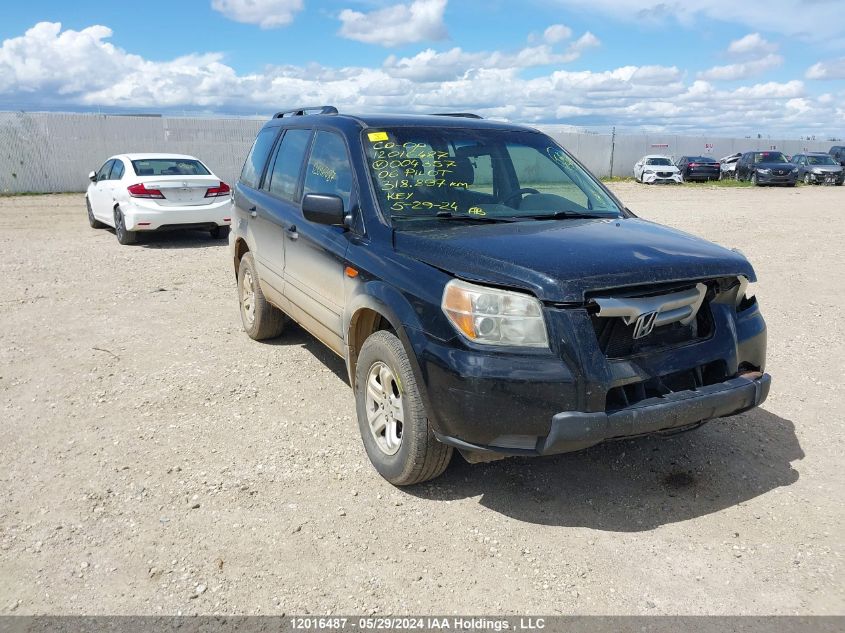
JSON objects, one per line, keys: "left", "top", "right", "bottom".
{"left": 113, "top": 208, "right": 137, "bottom": 244}
{"left": 86, "top": 198, "right": 105, "bottom": 228}
{"left": 210, "top": 225, "right": 230, "bottom": 239}
{"left": 237, "top": 252, "right": 286, "bottom": 340}
{"left": 355, "top": 330, "right": 452, "bottom": 486}
{"left": 751, "top": 172, "right": 759, "bottom": 186}
{"left": 803, "top": 173, "right": 812, "bottom": 185}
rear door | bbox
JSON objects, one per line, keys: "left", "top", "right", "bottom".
{"left": 257, "top": 128, "right": 313, "bottom": 301}
{"left": 282, "top": 130, "right": 355, "bottom": 354}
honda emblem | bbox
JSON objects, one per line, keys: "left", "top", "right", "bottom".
{"left": 633, "top": 311, "right": 658, "bottom": 339}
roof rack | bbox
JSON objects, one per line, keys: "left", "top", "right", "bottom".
{"left": 431, "top": 112, "right": 483, "bottom": 119}
{"left": 274, "top": 106, "right": 338, "bottom": 118}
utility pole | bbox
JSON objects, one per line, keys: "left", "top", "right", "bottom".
{"left": 609, "top": 126, "right": 616, "bottom": 178}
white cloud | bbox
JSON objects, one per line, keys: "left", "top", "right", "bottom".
{"left": 806, "top": 58, "right": 845, "bottom": 80}
{"left": 338, "top": 0, "right": 448, "bottom": 47}
{"left": 550, "top": 0, "right": 845, "bottom": 40}
{"left": 727, "top": 33, "right": 777, "bottom": 56}
{"left": 1, "top": 21, "right": 842, "bottom": 137}
{"left": 543, "top": 24, "right": 573, "bottom": 44}
{"left": 211, "top": 0, "right": 303, "bottom": 28}
{"left": 699, "top": 54, "right": 783, "bottom": 81}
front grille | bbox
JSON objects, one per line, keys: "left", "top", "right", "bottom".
{"left": 590, "top": 304, "right": 713, "bottom": 358}
{"left": 605, "top": 360, "right": 729, "bottom": 412}
{"left": 656, "top": 171, "right": 673, "bottom": 177}
{"left": 590, "top": 309, "right": 711, "bottom": 358}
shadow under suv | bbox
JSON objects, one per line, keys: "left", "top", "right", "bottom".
{"left": 229, "top": 106, "right": 770, "bottom": 486}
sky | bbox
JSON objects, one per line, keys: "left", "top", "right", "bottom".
{"left": 0, "top": 0, "right": 844, "bottom": 137}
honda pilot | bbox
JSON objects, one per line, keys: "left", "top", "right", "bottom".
{"left": 229, "top": 106, "right": 770, "bottom": 486}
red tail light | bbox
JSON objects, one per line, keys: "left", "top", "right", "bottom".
{"left": 689, "top": 163, "right": 699, "bottom": 167}
{"left": 205, "top": 181, "right": 230, "bottom": 198}
{"left": 128, "top": 183, "right": 164, "bottom": 199}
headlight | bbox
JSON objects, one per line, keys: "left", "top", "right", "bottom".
{"left": 792, "top": 168, "right": 799, "bottom": 174}
{"left": 758, "top": 168, "right": 771, "bottom": 174}
{"left": 644, "top": 169, "right": 654, "bottom": 174}
{"left": 442, "top": 279, "right": 549, "bottom": 348}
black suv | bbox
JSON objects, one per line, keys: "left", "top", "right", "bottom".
{"left": 229, "top": 106, "right": 770, "bottom": 485}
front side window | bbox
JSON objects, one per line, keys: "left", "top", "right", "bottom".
{"left": 96, "top": 160, "right": 113, "bottom": 182}
{"left": 240, "top": 127, "right": 279, "bottom": 188}
{"left": 363, "top": 127, "right": 620, "bottom": 227}
{"left": 267, "top": 129, "right": 312, "bottom": 201}
{"left": 303, "top": 131, "right": 354, "bottom": 209}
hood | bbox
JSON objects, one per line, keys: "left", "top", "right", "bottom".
{"left": 809, "top": 165, "right": 843, "bottom": 172}
{"left": 394, "top": 217, "right": 755, "bottom": 303}
{"left": 644, "top": 164, "right": 678, "bottom": 172}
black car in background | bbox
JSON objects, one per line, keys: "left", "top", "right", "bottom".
{"left": 792, "top": 152, "right": 844, "bottom": 185}
{"left": 676, "top": 156, "right": 720, "bottom": 181}
{"left": 829, "top": 146, "right": 845, "bottom": 167}
{"left": 735, "top": 151, "right": 798, "bottom": 186}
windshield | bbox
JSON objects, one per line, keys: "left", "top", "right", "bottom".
{"left": 807, "top": 155, "right": 837, "bottom": 165}
{"left": 645, "top": 157, "right": 672, "bottom": 166}
{"left": 363, "top": 128, "right": 621, "bottom": 225}
{"left": 131, "top": 158, "right": 210, "bottom": 176}
{"left": 753, "top": 152, "right": 787, "bottom": 164}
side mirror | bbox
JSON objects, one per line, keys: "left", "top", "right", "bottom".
{"left": 88, "top": 171, "right": 97, "bottom": 182}
{"left": 302, "top": 193, "right": 346, "bottom": 227}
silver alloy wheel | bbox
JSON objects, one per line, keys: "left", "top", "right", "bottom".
{"left": 365, "top": 361, "right": 404, "bottom": 455}
{"left": 804, "top": 173, "right": 812, "bottom": 185}
{"left": 241, "top": 268, "right": 256, "bottom": 326}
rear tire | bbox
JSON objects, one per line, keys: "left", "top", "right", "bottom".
{"left": 86, "top": 198, "right": 105, "bottom": 229}
{"left": 355, "top": 330, "right": 452, "bottom": 486}
{"left": 237, "top": 252, "right": 286, "bottom": 340}
{"left": 114, "top": 208, "right": 137, "bottom": 245}
{"left": 210, "top": 225, "right": 230, "bottom": 240}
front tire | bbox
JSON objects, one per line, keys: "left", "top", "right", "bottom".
{"left": 355, "top": 330, "right": 452, "bottom": 486}
{"left": 114, "top": 208, "right": 137, "bottom": 245}
{"left": 86, "top": 198, "right": 105, "bottom": 228}
{"left": 803, "top": 173, "right": 813, "bottom": 185}
{"left": 751, "top": 172, "right": 759, "bottom": 186}
{"left": 237, "top": 252, "right": 286, "bottom": 340}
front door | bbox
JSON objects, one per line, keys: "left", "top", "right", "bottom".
{"left": 282, "top": 130, "right": 354, "bottom": 354}
{"left": 89, "top": 159, "right": 114, "bottom": 221}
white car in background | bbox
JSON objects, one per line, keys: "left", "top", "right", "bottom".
{"left": 719, "top": 152, "right": 742, "bottom": 180}
{"left": 633, "top": 155, "right": 683, "bottom": 184}
{"left": 85, "top": 153, "right": 232, "bottom": 245}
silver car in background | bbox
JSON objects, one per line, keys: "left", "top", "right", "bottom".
{"left": 791, "top": 152, "right": 844, "bottom": 186}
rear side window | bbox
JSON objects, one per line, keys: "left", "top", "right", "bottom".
{"left": 240, "top": 127, "right": 279, "bottom": 189}
{"left": 302, "top": 131, "right": 354, "bottom": 209}
{"left": 267, "top": 129, "right": 312, "bottom": 201}
{"left": 110, "top": 160, "right": 125, "bottom": 180}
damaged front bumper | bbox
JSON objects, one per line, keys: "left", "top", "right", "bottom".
{"left": 434, "top": 372, "right": 770, "bottom": 457}
{"left": 641, "top": 172, "right": 683, "bottom": 184}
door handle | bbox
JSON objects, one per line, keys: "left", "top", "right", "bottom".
{"left": 248, "top": 206, "right": 257, "bottom": 218}
{"left": 287, "top": 225, "right": 299, "bottom": 240}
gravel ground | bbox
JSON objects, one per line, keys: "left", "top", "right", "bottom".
{"left": 0, "top": 183, "right": 842, "bottom": 616}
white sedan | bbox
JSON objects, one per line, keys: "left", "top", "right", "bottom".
{"left": 633, "top": 155, "right": 683, "bottom": 184}
{"left": 85, "top": 153, "right": 233, "bottom": 245}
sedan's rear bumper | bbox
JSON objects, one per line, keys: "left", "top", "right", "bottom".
{"left": 434, "top": 373, "right": 771, "bottom": 457}
{"left": 121, "top": 198, "right": 233, "bottom": 231}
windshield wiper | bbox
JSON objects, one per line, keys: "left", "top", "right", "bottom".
{"left": 391, "top": 212, "right": 518, "bottom": 223}
{"left": 517, "top": 210, "right": 613, "bottom": 220}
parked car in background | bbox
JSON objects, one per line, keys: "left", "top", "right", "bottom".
{"left": 230, "top": 106, "right": 769, "bottom": 485}
{"left": 86, "top": 153, "right": 232, "bottom": 245}
{"left": 675, "top": 156, "right": 720, "bottom": 182}
{"left": 829, "top": 146, "right": 845, "bottom": 167}
{"left": 633, "top": 155, "right": 683, "bottom": 184}
{"left": 792, "top": 153, "right": 844, "bottom": 185}
{"left": 735, "top": 151, "right": 798, "bottom": 186}
{"left": 719, "top": 152, "right": 742, "bottom": 180}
